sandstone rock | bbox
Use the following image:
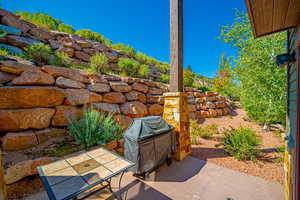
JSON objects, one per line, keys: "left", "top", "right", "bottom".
{"left": 198, "top": 111, "right": 210, "bottom": 118}
{"left": 35, "top": 128, "right": 67, "bottom": 144}
{"left": 64, "top": 89, "right": 102, "bottom": 105}
{"left": 132, "top": 82, "right": 149, "bottom": 93}
{"left": 63, "top": 41, "right": 81, "bottom": 51}
{"left": 205, "top": 102, "right": 215, "bottom": 109}
{"left": 148, "top": 87, "right": 163, "bottom": 95}
{"left": 74, "top": 51, "right": 90, "bottom": 62}
{"left": 0, "top": 86, "right": 65, "bottom": 109}
{"left": 105, "top": 51, "right": 118, "bottom": 63}
{"left": 77, "top": 40, "right": 93, "bottom": 48}
{"left": 52, "top": 105, "right": 83, "bottom": 126}
{"left": 204, "top": 96, "right": 216, "bottom": 102}
{"left": 148, "top": 104, "right": 163, "bottom": 116}
{"left": 102, "top": 74, "right": 121, "bottom": 81}
{"left": 57, "top": 46, "right": 74, "bottom": 57}
{"left": 103, "top": 92, "right": 126, "bottom": 104}
{"left": 215, "top": 101, "right": 225, "bottom": 108}
{"left": 4, "top": 157, "right": 56, "bottom": 184}
{"left": 188, "top": 105, "right": 197, "bottom": 112}
{"left": 216, "top": 109, "right": 223, "bottom": 116}
{"left": 10, "top": 70, "right": 55, "bottom": 86}
{"left": 87, "top": 83, "right": 110, "bottom": 93}
{"left": 187, "top": 98, "right": 196, "bottom": 104}
{"left": 205, "top": 91, "right": 218, "bottom": 97}
{"left": 0, "top": 61, "right": 37, "bottom": 75}
{"left": 93, "top": 43, "right": 109, "bottom": 51}
{"left": 121, "top": 77, "right": 136, "bottom": 84}
{"left": 189, "top": 112, "right": 197, "bottom": 120}
{"left": 87, "top": 74, "right": 108, "bottom": 84}
{"left": 187, "top": 92, "right": 194, "bottom": 98}
{"left": 125, "top": 91, "right": 146, "bottom": 103}
{"left": 113, "top": 114, "right": 133, "bottom": 129}
{"left": 0, "top": 108, "right": 55, "bottom": 131}
{"left": 29, "top": 27, "right": 53, "bottom": 41}
{"left": 56, "top": 77, "right": 85, "bottom": 89}
{"left": 109, "top": 81, "right": 132, "bottom": 92}
{"left": 82, "top": 48, "right": 96, "bottom": 56}
{"left": 146, "top": 94, "right": 164, "bottom": 105}
{"left": 49, "top": 39, "right": 61, "bottom": 49}
{"left": 209, "top": 109, "right": 218, "bottom": 117}
{"left": 91, "top": 102, "right": 120, "bottom": 114}
{"left": 1, "top": 131, "right": 38, "bottom": 152}
{"left": 184, "top": 87, "right": 194, "bottom": 92}
{"left": 194, "top": 92, "right": 204, "bottom": 98}
{"left": 1, "top": 13, "right": 31, "bottom": 33}
{"left": 0, "top": 71, "right": 15, "bottom": 83}
{"left": 196, "top": 98, "right": 205, "bottom": 103}
{"left": 120, "top": 101, "right": 148, "bottom": 118}
{"left": 5, "top": 35, "right": 37, "bottom": 48}
{"left": 42, "top": 65, "right": 89, "bottom": 83}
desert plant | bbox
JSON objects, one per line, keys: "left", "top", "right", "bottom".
{"left": 160, "top": 74, "right": 169, "bottom": 83}
{"left": 90, "top": 52, "right": 109, "bottom": 73}
{"left": 68, "top": 110, "right": 123, "bottom": 148}
{"left": 223, "top": 127, "right": 261, "bottom": 161}
{"left": 49, "top": 51, "right": 71, "bottom": 67}
{"left": 118, "top": 58, "right": 140, "bottom": 77}
{"left": 190, "top": 121, "right": 219, "bottom": 139}
{"left": 57, "top": 23, "right": 75, "bottom": 34}
{"left": 75, "top": 29, "right": 112, "bottom": 45}
{"left": 138, "top": 64, "right": 150, "bottom": 78}
{"left": 23, "top": 43, "right": 52, "bottom": 65}
{"left": 112, "top": 43, "right": 136, "bottom": 57}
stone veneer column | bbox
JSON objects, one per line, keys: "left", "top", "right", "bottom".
{"left": 0, "top": 149, "right": 7, "bottom": 200}
{"left": 163, "top": 92, "right": 191, "bottom": 161}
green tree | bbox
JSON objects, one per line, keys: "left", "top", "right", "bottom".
{"left": 219, "top": 10, "right": 287, "bottom": 125}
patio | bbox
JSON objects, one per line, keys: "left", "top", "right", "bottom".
{"left": 24, "top": 156, "right": 283, "bottom": 200}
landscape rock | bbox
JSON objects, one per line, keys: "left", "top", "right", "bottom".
{"left": 132, "top": 82, "right": 149, "bottom": 93}
{"left": 120, "top": 101, "right": 148, "bottom": 118}
{"left": 0, "top": 24, "right": 21, "bottom": 35}
{"left": 35, "top": 128, "right": 67, "bottom": 144}
{"left": 83, "top": 48, "right": 97, "bottom": 56}
{"left": 0, "top": 108, "right": 55, "bottom": 131}
{"left": 10, "top": 70, "right": 55, "bottom": 86}
{"left": 52, "top": 105, "right": 83, "bottom": 126}
{"left": 76, "top": 40, "right": 93, "bottom": 48}
{"left": 0, "top": 86, "right": 65, "bottom": 108}
{"left": 87, "top": 83, "right": 110, "bottom": 93}
{"left": 125, "top": 91, "right": 146, "bottom": 103}
{"left": 57, "top": 46, "right": 74, "bottom": 57}
{"left": 121, "top": 77, "right": 136, "bottom": 84}
{"left": 5, "top": 35, "right": 37, "bottom": 48}
{"left": 148, "top": 104, "right": 163, "bottom": 116}
{"left": 146, "top": 94, "right": 164, "bottom": 104}
{"left": 105, "top": 51, "right": 118, "bottom": 62}
{"left": 55, "top": 77, "right": 85, "bottom": 89}
{"left": 49, "top": 39, "right": 61, "bottom": 49}
{"left": 4, "top": 157, "right": 56, "bottom": 184}
{"left": 1, "top": 131, "right": 38, "bottom": 152}
{"left": 91, "top": 102, "right": 120, "bottom": 114}
{"left": 103, "top": 92, "right": 126, "bottom": 104}
{"left": 0, "top": 71, "right": 15, "bottom": 83}
{"left": 188, "top": 105, "right": 197, "bottom": 112}
{"left": 109, "top": 81, "right": 132, "bottom": 92}
{"left": 0, "top": 61, "right": 38, "bottom": 75}
{"left": 64, "top": 89, "right": 102, "bottom": 105}
{"left": 102, "top": 74, "right": 121, "bottom": 81}
{"left": 29, "top": 27, "right": 53, "bottom": 41}
{"left": 1, "top": 13, "right": 31, "bottom": 33}
{"left": 148, "top": 87, "right": 163, "bottom": 95}
{"left": 74, "top": 51, "right": 90, "bottom": 62}
{"left": 113, "top": 114, "right": 133, "bottom": 129}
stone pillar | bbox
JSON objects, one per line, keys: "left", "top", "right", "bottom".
{"left": 163, "top": 92, "right": 191, "bottom": 161}
{"left": 0, "top": 149, "right": 7, "bottom": 200}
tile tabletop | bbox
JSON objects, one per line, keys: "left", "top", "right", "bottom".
{"left": 37, "top": 148, "right": 134, "bottom": 200}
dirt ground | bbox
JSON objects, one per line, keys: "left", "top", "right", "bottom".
{"left": 191, "top": 108, "right": 285, "bottom": 184}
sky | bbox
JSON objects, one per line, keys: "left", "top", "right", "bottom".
{"left": 3, "top": 1, "right": 246, "bottom": 78}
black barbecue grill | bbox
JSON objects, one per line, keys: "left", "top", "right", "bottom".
{"left": 124, "top": 116, "right": 176, "bottom": 178}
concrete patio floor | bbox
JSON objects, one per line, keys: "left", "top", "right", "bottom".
{"left": 25, "top": 156, "right": 284, "bottom": 200}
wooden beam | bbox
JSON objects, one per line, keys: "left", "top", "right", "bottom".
{"left": 0, "top": 149, "right": 6, "bottom": 200}
{"left": 170, "top": 0, "right": 183, "bottom": 92}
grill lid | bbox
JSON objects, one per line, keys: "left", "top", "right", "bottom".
{"left": 124, "top": 116, "right": 173, "bottom": 140}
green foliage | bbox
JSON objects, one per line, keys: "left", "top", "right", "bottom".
{"left": 68, "top": 110, "right": 122, "bottom": 148}
{"left": 75, "top": 29, "right": 111, "bottom": 45}
{"left": 138, "top": 64, "right": 150, "bottom": 78}
{"left": 223, "top": 127, "right": 261, "bottom": 161}
{"left": 183, "top": 65, "right": 195, "bottom": 87}
{"left": 0, "top": 47, "right": 9, "bottom": 57}
{"left": 156, "top": 63, "right": 170, "bottom": 73}
{"left": 57, "top": 23, "right": 75, "bottom": 34}
{"left": 90, "top": 52, "right": 109, "bottom": 73}
{"left": 24, "top": 43, "right": 70, "bottom": 66}
{"left": 118, "top": 58, "right": 140, "bottom": 77}
{"left": 112, "top": 43, "right": 136, "bottom": 57}
{"left": 219, "top": 10, "right": 287, "bottom": 125}
{"left": 213, "top": 54, "right": 240, "bottom": 101}
{"left": 190, "top": 120, "right": 219, "bottom": 139}
{"left": 197, "top": 86, "right": 211, "bottom": 92}
{"left": 160, "top": 74, "right": 169, "bottom": 83}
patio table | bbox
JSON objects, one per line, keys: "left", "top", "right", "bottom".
{"left": 37, "top": 148, "right": 134, "bottom": 200}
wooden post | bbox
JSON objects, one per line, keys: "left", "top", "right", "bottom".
{"left": 170, "top": 0, "right": 183, "bottom": 92}
{"left": 0, "top": 149, "right": 6, "bottom": 200}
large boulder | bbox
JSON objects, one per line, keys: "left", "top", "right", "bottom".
{"left": 0, "top": 71, "right": 15, "bottom": 83}
{"left": 0, "top": 108, "right": 55, "bottom": 131}
{"left": 74, "top": 51, "right": 90, "bottom": 62}
{"left": 0, "top": 86, "right": 65, "bottom": 109}
{"left": 76, "top": 40, "right": 93, "bottom": 48}
{"left": 91, "top": 102, "right": 120, "bottom": 114}
{"left": 103, "top": 92, "right": 126, "bottom": 104}
{"left": 10, "top": 70, "right": 55, "bottom": 86}
{"left": 29, "top": 27, "right": 53, "bottom": 41}
{"left": 87, "top": 83, "right": 110, "bottom": 93}
{"left": 1, "top": 131, "right": 38, "bottom": 151}
{"left": 57, "top": 46, "right": 74, "bottom": 57}
{"left": 0, "top": 12, "right": 32, "bottom": 33}
{"left": 4, "top": 157, "right": 56, "bottom": 184}
{"left": 110, "top": 81, "right": 132, "bottom": 92}
{"left": 64, "top": 89, "right": 102, "bottom": 105}
{"left": 102, "top": 74, "right": 121, "bottom": 81}
{"left": 146, "top": 94, "right": 164, "bottom": 105}
{"left": 0, "top": 61, "right": 38, "bottom": 75}
{"left": 148, "top": 87, "right": 163, "bottom": 95}
{"left": 55, "top": 77, "right": 85, "bottom": 89}
{"left": 52, "top": 105, "right": 83, "bottom": 126}
{"left": 125, "top": 91, "right": 146, "bottom": 103}
{"left": 132, "top": 82, "right": 149, "bottom": 93}
{"left": 113, "top": 114, "right": 133, "bottom": 129}
{"left": 42, "top": 65, "right": 89, "bottom": 83}
{"left": 148, "top": 104, "right": 163, "bottom": 116}
{"left": 35, "top": 128, "right": 67, "bottom": 144}
{"left": 120, "top": 101, "right": 148, "bottom": 118}
{"left": 5, "top": 35, "right": 38, "bottom": 48}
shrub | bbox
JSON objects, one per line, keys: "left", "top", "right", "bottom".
{"left": 138, "top": 64, "right": 150, "bottom": 78}
{"left": 118, "top": 58, "right": 140, "bottom": 77}
{"left": 112, "top": 43, "right": 136, "bottom": 57}
{"left": 190, "top": 121, "right": 219, "bottom": 139}
{"left": 75, "top": 29, "right": 111, "bottom": 45}
{"left": 156, "top": 63, "right": 170, "bottom": 73}
{"left": 24, "top": 43, "right": 70, "bottom": 66}
{"left": 57, "top": 23, "right": 75, "bottom": 34}
{"left": 17, "top": 11, "right": 59, "bottom": 30}
{"left": 198, "top": 86, "right": 211, "bottom": 92}
{"left": 90, "top": 52, "right": 109, "bottom": 73}
{"left": 68, "top": 110, "right": 123, "bottom": 148}
{"left": 160, "top": 74, "right": 169, "bottom": 83}
{"left": 223, "top": 127, "right": 261, "bottom": 161}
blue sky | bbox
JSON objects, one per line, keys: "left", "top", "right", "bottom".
{"left": 3, "top": 1, "right": 246, "bottom": 78}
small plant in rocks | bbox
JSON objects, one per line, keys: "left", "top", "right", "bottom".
{"left": 90, "top": 52, "right": 109, "bottom": 73}
{"left": 190, "top": 120, "right": 219, "bottom": 140}
{"left": 223, "top": 127, "right": 261, "bottom": 161}
{"left": 118, "top": 57, "right": 140, "bottom": 77}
